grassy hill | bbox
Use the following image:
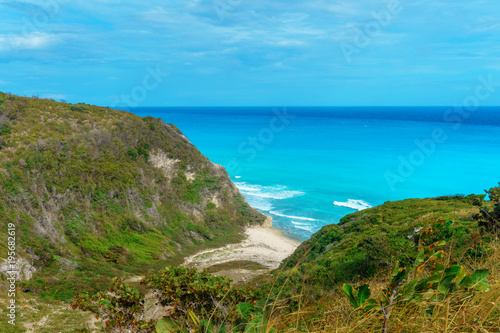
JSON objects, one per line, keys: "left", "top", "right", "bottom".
{"left": 275, "top": 195, "right": 497, "bottom": 296}
{"left": 267, "top": 193, "right": 500, "bottom": 332}
{"left": 0, "top": 92, "right": 265, "bottom": 301}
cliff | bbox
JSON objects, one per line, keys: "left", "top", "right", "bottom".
{"left": 0, "top": 92, "right": 265, "bottom": 296}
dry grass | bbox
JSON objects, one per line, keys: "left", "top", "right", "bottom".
{"left": 0, "top": 293, "right": 104, "bottom": 333}
{"left": 8, "top": 243, "right": 499, "bottom": 333}
{"left": 273, "top": 241, "right": 500, "bottom": 333}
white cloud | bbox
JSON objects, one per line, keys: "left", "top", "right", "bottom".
{"left": 267, "top": 39, "right": 305, "bottom": 47}
{"left": 0, "top": 32, "right": 56, "bottom": 51}
{"left": 307, "top": 1, "right": 360, "bottom": 17}
{"left": 139, "top": 7, "right": 176, "bottom": 23}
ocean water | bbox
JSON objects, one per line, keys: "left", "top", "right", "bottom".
{"left": 128, "top": 107, "right": 500, "bottom": 241}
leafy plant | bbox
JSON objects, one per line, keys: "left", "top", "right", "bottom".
{"left": 234, "top": 302, "right": 276, "bottom": 333}
{"left": 142, "top": 266, "right": 256, "bottom": 330}
{"left": 471, "top": 184, "right": 500, "bottom": 232}
{"left": 71, "top": 278, "right": 155, "bottom": 332}
{"left": 342, "top": 218, "right": 490, "bottom": 332}
{"left": 71, "top": 266, "right": 276, "bottom": 333}
{"left": 341, "top": 284, "right": 375, "bottom": 311}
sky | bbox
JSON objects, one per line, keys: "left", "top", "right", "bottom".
{"left": 0, "top": 0, "right": 500, "bottom": 107}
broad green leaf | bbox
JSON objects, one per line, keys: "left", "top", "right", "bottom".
{"left": 236, "top": 302, "right": 253, "bottom": 320}
{"left": 470, "top": 269, "right": 489, "bottom": 290}
{"left": 459, "top": 276, "right": 473, "bottom": 289}
{"left": 433, "top": 263, "right": 445, "bottom": 274}
{"left": 199, "top": 319, "right": 213, "bottom": 332}
{"left": 156, "top": 318, "right": 182, "bottom": 333}
{"left": 342, "top": 284, "right": 358, "bottom": 309}
{"left": 427, "top": 272, "right": 442, "bottom": 284}
{"left": 392, "top": 268, "right": 408, "bottom": 287}
{"left": 456, "top": 266, "right": 466, "bottom": 285}
{"left": 415, "top": 277, "right": 429, "bottom": 292}
{"left": 244, "top": 316, "right": 265, "bottom": 333}
{"left": 438, "top": 275, "right": 456, "bottom": 294}
{"left": 422, "top": 290, "right": 436, "bottom": 301}
{"left": 414, "top": 249, "right": 425, "bottom": 268}
{"left": 444, "top": 265, "right": 462, "bottom": 277}
{"left": 357, "top": 284, "right": 371, "bottom": 306}
{"left": 363, "top": 299, "right": 381, "bottom": 312}
{"left": 438, "top": 281, "right": 456, "bottom": 294}
{"left": 390, "top": 262, "right": 401, "bottom": 281}
{"left": 426, "top": 251, "right": 443, "bottom": 263}
{"left": 402, "top": 278, "right": 419, "bottom": 301}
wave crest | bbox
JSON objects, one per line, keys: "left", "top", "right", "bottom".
{"left": 270, "top": 210, "right": 316, "bottom": 221}
{"left": 235, "top": 182, "right": 305, "bottom": 200}
{"left": 333, "top": 199, "right": 372, "bottom": 211}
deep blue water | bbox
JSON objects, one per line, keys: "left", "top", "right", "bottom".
{"left": 127, "top": 107, "right": 500, "bottom": 241}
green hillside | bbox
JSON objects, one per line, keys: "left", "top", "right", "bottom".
{"left": 276, "top": 194, "right": 497, "bottom": 299}
{"left": 0, "top": 92, "right": 265, "bottom": 299}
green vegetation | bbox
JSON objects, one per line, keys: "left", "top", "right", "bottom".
{"left": 341, "top": 219, "right": 490, "bottom": 332}
{"left": 71, "top": 267, "right": 275, "bottom": 333}
{"left": 0, "top": 93, "right": 498, "bottom": 332}
{"left": 0, "top": 93, "right": 265, "bottom": 305}
{"left": 206, "top": 261, "right": 268, "bottom": 273}
{"left": 265, "top": 189, "right": 499, "bottom": 332}
{"left": 65, "top": 187, "right": 499, "bottom": 333}
{"left": 278, "top": 194, "right": 493, "bottom": 296}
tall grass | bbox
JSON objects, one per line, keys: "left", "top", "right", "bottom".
{"left": 273, "top": 241, "right": 500, "bottom": 332}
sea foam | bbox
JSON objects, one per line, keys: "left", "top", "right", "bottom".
{"left": 333, "top": 199, "right": 372, "bottom": 211}
{"left": 270, "top": 210, "right": 317, "bottom": 221}
{"left": 293, "top": 225, "right": 315, "bottom": 232}
{"left": 291, "top": 221, "right": 316, "bottom": 232}
{"left": 235, "top": 182, "right": 305, "bottom": 200}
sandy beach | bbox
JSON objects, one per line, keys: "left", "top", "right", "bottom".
{"left": 183, "top": 224, "right": 300, "bottom": 283}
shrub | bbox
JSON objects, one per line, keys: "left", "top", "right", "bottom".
{"left": 72, "top": 267, "right": 276, "bottom": 333}
{"left": 0, "top": 123, "right": 11, "bottom": 135}
{"left": 342, "top": 218, "right": 490, "bottom": 332}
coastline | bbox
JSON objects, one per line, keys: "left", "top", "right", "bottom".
{"left": 183, "top": 221, "right": 300, "bottom": 283}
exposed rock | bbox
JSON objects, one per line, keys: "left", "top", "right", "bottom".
{"left": 144, "top": 291, "right": 173, "bottom": 322}
{"left": 0, "top": 258, "right": 37, "bottom": 281}
{"left": 185, "top": 166, "right": 196, "bottom": 181}
{"left": 189, "top": 231, "right": 205, "bottom": 242}
{"left": 209, "top": 193, "right": 222, "bottom": 208}
{"left": 149, "top": 150, "right": 180, "bottom": 180}
{"left": 56, "top": 257, "right": 78, "bottom": 272}
{"left": 262, "top": 215, "right": 273, "bottom": 228}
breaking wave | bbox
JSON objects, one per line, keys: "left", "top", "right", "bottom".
{"left": 333, "top": 199, "right": 372, "bottom": 211}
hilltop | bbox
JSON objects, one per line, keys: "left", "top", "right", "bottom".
{"left": 280, "top": 195, "right": 492, "bottom": 291}
{"left": 0, "top": 92, "right": 266, "bottom": 299}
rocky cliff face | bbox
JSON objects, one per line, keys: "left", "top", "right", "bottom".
{"left": 0, "top": 93, "right": 265, "bottom": 294}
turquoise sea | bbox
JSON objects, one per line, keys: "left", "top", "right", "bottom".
{"left": 129, "top": 107, "right": 500, "bottom": 241}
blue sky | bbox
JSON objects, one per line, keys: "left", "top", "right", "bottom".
{"left": 0, "top": 0, "right": 499, "bottom": 106}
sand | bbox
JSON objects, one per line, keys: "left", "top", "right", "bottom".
{"left": 183, "top": 226, "right": 300, "bottom": 283}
